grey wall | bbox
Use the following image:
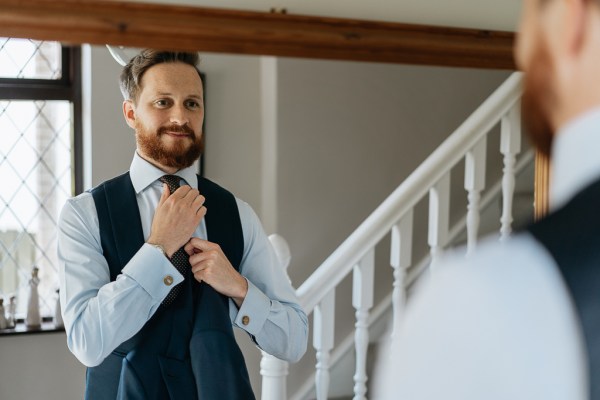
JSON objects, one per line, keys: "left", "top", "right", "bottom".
{"left": 0, "top": 333, "right": 85, "bottom": 399}
{"left": 0, "top": 45, "right": 512, "bottom": 399}
{"left": 275, "top": 58, "right": 510, "bottom": 397}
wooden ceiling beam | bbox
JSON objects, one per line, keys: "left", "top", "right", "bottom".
{"left": 0, "top": 0, "right": 516, "bottom": 69}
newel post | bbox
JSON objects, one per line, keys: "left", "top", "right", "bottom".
{"left": 261, "top": 353, "right": 289, "bottom": 400}
{"left": 261, "top": 234, "right": 291, "bottom": 400}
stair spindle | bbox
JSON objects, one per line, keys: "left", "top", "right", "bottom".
{"left": 314, "top": 289, "right": 335, "bottom": 400}
{"left": 428, "top": 173, "right": 450, "bottom": 271}
{"left": 352, "top": 249, "right": 375, "bottom": 400}
{"left": 465, "top": 136, "right": 487, "bottom": 256}
{"left": 500, "top": 101, "right": 522, "bottom": 240}
{"left": 390, "top": 211, "right": 413, "bottom": 339}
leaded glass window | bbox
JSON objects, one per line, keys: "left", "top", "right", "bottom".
{"left": 0, "top": 39, "right": 81, "bottom": 323}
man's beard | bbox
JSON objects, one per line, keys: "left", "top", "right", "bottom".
{"left": 136, "top": 121, "right": 204, "bottom": 170}
{"left": 521, "top": 35, "right": 556, "bottom": 158}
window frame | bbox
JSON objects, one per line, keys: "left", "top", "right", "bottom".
{"left": 0, "top": 43, "right": 82, "bottom": 334}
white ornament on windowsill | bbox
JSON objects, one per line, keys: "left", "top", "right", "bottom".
{"left": 54, "top": 289, "right": 63, "bottom": 328}
{"left": 7, "top": 296, "right": 16, "bottom": 329}
{"left": 26, "top": 266, "right": 41, "bottom": 329}
{"left": 0, "top": 298, "right": 8, "bottom": 329}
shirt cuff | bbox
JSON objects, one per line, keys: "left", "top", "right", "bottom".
{"left": 232, "top": 279, "right": 270, "bottom": 336}
{"left": 121, "top": 243, "right": 184, "bottom": 301}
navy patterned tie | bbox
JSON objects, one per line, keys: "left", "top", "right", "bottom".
{"left": 159, "top": 174, "right": 191, "bottom": 306}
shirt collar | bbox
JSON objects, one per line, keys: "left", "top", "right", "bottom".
{"left": 129, "top": 151, "right": 199, "bottom": 193}
{"left": 550, "top": 106, "right": 600, "bottom": 210}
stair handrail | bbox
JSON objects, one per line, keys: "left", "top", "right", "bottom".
{"left": 290, "top": 147, "right": 535, "bottom": 400}
{"left": 296, "top": 72, "right": 523, "bottom": 313}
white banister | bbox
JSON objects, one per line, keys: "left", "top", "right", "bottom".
{"left": 284, "top": 73, "right": 530, "bottom": 400}
{"left": 314, "top": 289, "right": 335, "bottom": 400}
{"left": 500, "top": 100, "right": 522, "bottom": 240}
{"left": 390, "top": 210, "right": 413, "bottom": 339}
{"left": 352, "top": 249, "right": 375, "bottom": 400}
{"left": 465, "top": 136, "right": 487, "bottom": 256}
{"left": 290, "top": 149, "right": 535, "bottom": 400}
{"left": 297, "top": 72, "right": 523, "bottom": 313}
{"left": 428, "top": 172, "right": 450, "bottom": 271}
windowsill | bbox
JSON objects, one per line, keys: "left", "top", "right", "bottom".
{"left": 0, "top": 319, "right": 65, "bottom": 336}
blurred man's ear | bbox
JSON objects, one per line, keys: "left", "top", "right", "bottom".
{"left": 564, "top": 0, "right": 588, "bottom": 56}
{"left": 544, "top": 0, "right": 588, "bottom": 60}
{"left": 123, "top": 100, "right": 136, "bottom": 130}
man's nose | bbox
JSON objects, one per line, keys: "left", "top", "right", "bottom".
{"left": 169, "top": 105, "right": 189, "bottom": 125}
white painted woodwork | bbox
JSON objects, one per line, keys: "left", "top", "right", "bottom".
{"left": 352, "top": 249, "right": 375, "bottom": 400}
{"left": 260, "top": 353, "right": 289, "bottom": 400}
{"left": 390, "top": 210, "right": 413, "bottom": 338}
{"left": 261, "top": 234, "right": 292, "bottom": 400}
{"left": 428, "top": 172, "right": 450, "bottom": 270}
{"left": 500, "top": 101, "right": 522, "bottom": 240}
{"left": 268, "top": 233, "right": 292, "bottom": 277}
{"left": 314, "top": 289, "right": 335, "bottom": 400}
{"left": 464, "top": 136, "right": 487, "bottom": 255}
{"left": 260, "top": 57, "right": 279, "bottom": 234}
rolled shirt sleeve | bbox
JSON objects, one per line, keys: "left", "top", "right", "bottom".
{"left": 229, "top": 199, "right": 308, "bottom": 363}
{"left": 58, "top": 193, "right": 183, "bottom": 367}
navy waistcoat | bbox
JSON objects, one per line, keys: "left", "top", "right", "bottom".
{"left": 87, "top": 172, "right": 255, "bottom": 400}
{"left": 528, "top": 177, "right": 600, "bottom": 400}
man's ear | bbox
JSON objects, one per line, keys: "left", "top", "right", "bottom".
{"left": 568, "top": 0, "right": 589, "bottom": 55}
{"left": 123, "top": 100, "right": 136, "bottom": 130}
{"left": 552, "top": 0, "right": 587, "bottom": 58}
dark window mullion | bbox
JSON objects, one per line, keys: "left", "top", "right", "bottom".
{"left": 69, "top": 46, "right": 83, "bottom": 195}
{"left": 0, "top": 84, "right": 73, "bottom": 101}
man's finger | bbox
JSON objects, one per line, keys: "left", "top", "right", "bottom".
{"left": 187, "top": 237, "right": 217, "bottom": 252}
{"left": 158, "top": 183, "right": 169, "bottom": 205}
{"left": 184, "top": 240, "right": 196, "bottom": 255}
{"left": 172, "top": 185, "right": 192, "bottom": 198}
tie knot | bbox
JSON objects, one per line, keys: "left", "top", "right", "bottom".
{"left": 159, "top": 175, "right": 183, "bottom": 194}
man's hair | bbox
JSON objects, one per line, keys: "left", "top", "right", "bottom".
{"left": 119, "top": 49, "right": 201, "bottom": 102}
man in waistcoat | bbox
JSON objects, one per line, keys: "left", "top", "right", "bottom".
{"left": 375, "top": 0, "right": 600, "bottom": 399}
{"left": 57, "top": 49, "right": 308, "bottom": 399}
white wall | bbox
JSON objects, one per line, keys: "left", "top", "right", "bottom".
{"left": 0, "top": 46, "right": 513, "bottom": 399}
{"left": 131, "top": 0, "right": 522, "bottom": 31}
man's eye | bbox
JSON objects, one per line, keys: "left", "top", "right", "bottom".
{"left": 155, "top": 99, "right": 168, "bottom": 106}
{"left": 186, "top": 100, "right": 201, "bottom": 109}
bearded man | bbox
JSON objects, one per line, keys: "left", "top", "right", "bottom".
{"left": 376, "top": 0, "right": 600, "bottom": 399}
{"left": 57, "top": 50, "right": 307, "bottom": 400}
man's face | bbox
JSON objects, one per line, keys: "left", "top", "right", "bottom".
{"left": 125, "top": 62, "right": 204, "bottom": 171}
{"left": 515, "top": 0, "right": 556, "bottom": 157}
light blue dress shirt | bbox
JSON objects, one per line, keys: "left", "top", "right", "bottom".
{"left": 375, "top": 108, "right": 600, "bottom": 400}
{"left": 58, "top": 152, "right": 308, "bottom": 367}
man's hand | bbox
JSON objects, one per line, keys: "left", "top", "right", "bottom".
{"left": 147, "top": 184, "right": 206, "bottom": 257}
{"left": 184, "top": 237, "right": 249, "bottom": 307}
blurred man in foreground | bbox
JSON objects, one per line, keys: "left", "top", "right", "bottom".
{"left": 377, "top": 0, "right": 600, "bottom": 398}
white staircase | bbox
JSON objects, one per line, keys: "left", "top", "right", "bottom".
{"left": 261, "top": 72, "right": 528, "bottom": 400}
